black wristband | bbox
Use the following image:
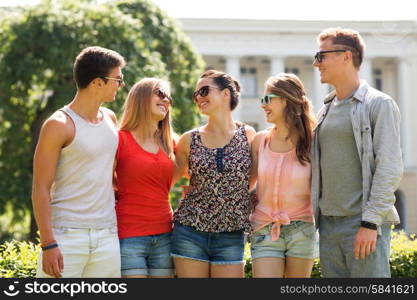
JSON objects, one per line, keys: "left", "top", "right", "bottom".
{"left": 41, "top": 243, "right": 58, "bottom": 251}
{"left": 361, "top": 221, "right": 378, "bottom": 230}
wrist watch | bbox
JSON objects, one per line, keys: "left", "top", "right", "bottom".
{"left": 361, "top": 221, "right": 378, "bottom": 230}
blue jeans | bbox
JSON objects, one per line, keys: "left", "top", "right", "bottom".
{"left": 120, "top": 232, "right": 174, "bottom": 277}
{"left": 319, "top": 214, "right": 391, "bottom": 277}
{"left": 171, "top": 222, "right": 245, "bottom": 264}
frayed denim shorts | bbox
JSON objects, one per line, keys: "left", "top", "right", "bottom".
{"left": 250, "top": 221, "right": 319, "bottom": 260}
{"left": 120, "top": 232, "right": 174, "bottom": 277}
{"left": 171, "top": 222, "right": 245, "bottom": 265}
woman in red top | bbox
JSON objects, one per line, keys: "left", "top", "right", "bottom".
{"left": 115, "top": 78, "right": 175, "bottom": 278}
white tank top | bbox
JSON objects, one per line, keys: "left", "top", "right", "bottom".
{"left": 50, "top": 106, "right": 118, "bottom": 229}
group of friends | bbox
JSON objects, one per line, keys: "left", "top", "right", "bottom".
{"left": 31, "top": 27, "right": 403, "bottom": 278}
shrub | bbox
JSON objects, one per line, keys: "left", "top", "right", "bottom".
{"left": 0, "top": 240, "right": 40, "bottom": 278}
{"left": 390, "top": 231, "right": 417, "bottom": 277}
{"left": 1, "top": 230, "right": 416, "bottom": 278}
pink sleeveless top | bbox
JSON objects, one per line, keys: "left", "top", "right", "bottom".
{"left": 250, "top": 132, "right": 313, "bottom": 240}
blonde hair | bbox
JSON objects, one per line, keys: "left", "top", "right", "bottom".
{"left": 119, "top": 78, "right": 174, "bottom": 158}
{"left": 317, "top": 27, "right": 365, "bottom": 69}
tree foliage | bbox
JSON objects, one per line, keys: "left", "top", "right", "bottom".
{"left": 0, "top": 0, "right": 204, "bottom": 239}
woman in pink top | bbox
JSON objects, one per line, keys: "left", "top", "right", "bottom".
{"left": 249, "top": 73, "right": 317, "bottom": 278}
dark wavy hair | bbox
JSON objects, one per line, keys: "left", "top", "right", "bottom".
{"left": 200, "top": 69, "right": 241, "bottom": 110}
{"left": 265, "top": 73, "right": 316, "bottom": 165}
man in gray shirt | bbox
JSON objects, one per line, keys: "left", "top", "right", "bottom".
{"left": 311, "top": 27, "right": 403, "bottom": 277}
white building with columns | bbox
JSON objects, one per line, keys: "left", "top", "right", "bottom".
{"left": 179, "top": 18, "right": 417, "bottom": 234}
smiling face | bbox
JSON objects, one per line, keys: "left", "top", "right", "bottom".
{"left": 193, "top": 77, "right": 227, "bottom": 115}
{"left": 150, "top": 83, "right": 171, "bottom": 121}
{"left": 313, "top": 39, "right": 348, "bottom": 86}
{"left": 261, "top": 90, "right": 287, "bottom": 124}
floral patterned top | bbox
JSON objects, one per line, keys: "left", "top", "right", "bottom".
{"left": 173, "top": 123, "right": 252, "bottom": 233}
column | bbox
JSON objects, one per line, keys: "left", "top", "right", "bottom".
{"left": 397, "top": 56, "right": 417, "bottom": 235}
{"left": 225, "top": 56, "right": 242, "bottom": 121}
{"left": 360, "top": 58, "right": 373, "bottom": 85}
{"left": 397, "top": 57, "right": 414, "bottom": 167}
{"left": 407, "top": 56, "right": 417, "bottom": 169}
{"left": 312, "top": 68, "right": 329, "bottom": 114}
{"left": 270, "top": 56, "right": 285, "bottom": 76}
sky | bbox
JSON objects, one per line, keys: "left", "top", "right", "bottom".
{"left": 1, "top": 0, "right": 417, "bottom": 21}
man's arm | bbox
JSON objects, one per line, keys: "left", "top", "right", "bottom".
{"left": 354, "top": 97, "right": 403, "bottom": 259}
{"left": 32, "top": 111, "right": 73, "bottom": 277}
{"left": 362, "top": 97, "right": 403, "bottom": 224}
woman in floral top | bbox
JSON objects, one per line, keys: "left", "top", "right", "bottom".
{"left": 172, "top": 70, "right": 256, "bottom": 277}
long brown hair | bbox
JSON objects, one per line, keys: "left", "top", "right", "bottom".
{"left": 265, "top": 73, "right": 316, "bottom": 165}
{"left": 119, "top": 78, "right": 174, "bottom": 158}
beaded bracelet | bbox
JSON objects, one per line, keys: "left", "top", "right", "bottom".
{"left": 41, "top": 243, "right": 58, "bottom": 251}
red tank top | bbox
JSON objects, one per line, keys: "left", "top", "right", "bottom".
{"left": 115, "top": 130, "right": 174, "bottom": 238}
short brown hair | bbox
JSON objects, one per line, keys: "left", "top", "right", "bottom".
{"left": 200, "top": 70, "right": 241, "bottom": 111}
{"left": 73, "top": 46, "right": 126, "bottom": 89}
{"left": 317, "top": 27, "right": 365, "bottom": 69}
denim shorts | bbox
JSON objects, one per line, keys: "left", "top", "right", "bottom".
{"left": 119, "top": 232, "right": 174, "bottom": 277}
{"left": 250, "top": 221, "right": 319, "bottom": 260}
{"left": 171, "top": 222, "right": 245, "bottom": 264}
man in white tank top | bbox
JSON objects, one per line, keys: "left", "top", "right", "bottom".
{"left": 32, "top": 46, "right": 126, "bottom": 278}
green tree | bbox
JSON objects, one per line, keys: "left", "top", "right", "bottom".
{"left": 0, "top": 0, "right": 204, "bottom": 241}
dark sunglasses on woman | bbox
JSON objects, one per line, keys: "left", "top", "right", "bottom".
{"left": 154, "top": 89, "right": 173, "bottom": 104}
{"left": 192, "top": 85, "right": 221, "bottom": 102}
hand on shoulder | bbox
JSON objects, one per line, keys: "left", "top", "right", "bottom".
{"left": 244, "top": 124, "right": 257, "bottom": 144}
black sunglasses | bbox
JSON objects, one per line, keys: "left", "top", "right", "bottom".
{"left": 314, "top": 50, "right": 347, "bottom": 63}
{"left": 192, "top": 85, "right": 221, "bottom": 102}
{"left": 101, "top": 76, "right": 124, "bottom": 87}
{"left": 154, "top": 89, "right": 173, "bottom": 104}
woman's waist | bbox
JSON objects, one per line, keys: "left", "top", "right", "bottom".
{"left": 174, "top": 203, "right": 250, "bottom": 218}
{"left": 117, "top": 209, "right": 173, "bottom": 221}
{"left": 116, "top": 200, "right": 172, "bottom": 215}
{"left": 116, "top": 192, "right": 170, "bottom": 204}
{"left": 250, "top": 205, "right": 313, "bottom": 222}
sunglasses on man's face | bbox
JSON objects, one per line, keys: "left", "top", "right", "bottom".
{"left": 192, "top": 85, "right": 221, "bottom": 102}
{"left": 102, "top": 76, "right": 124, "bottom": 87}
{"left": 154, "top": 89, "right": 173, "bottom": 104}
{"left": 260, "top": 94, "right": 282, "bottom": 105}
{"left": 314, "top": 49, "right": 347, "bottom": 63}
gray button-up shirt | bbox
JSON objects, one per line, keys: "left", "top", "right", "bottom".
{"left": 311, "top": 80, "right": 403, "bottom": 228}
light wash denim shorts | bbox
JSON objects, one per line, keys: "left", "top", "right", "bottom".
{"left": 119, "top": 232, "right": 174, "bottom": 277}
{"left": 250, "top": 221, "right": 319, "bottom": 260}
{"left": 171, "top": 222, "right": 245, "bottom": 265}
